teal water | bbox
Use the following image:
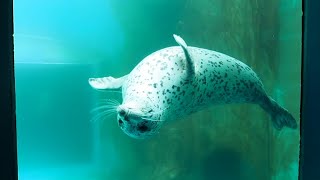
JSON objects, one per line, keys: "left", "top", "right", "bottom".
{"left": 14, "top": 0, "right": 301, "bottom": 179}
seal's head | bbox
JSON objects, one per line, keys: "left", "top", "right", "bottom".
{"left": 116, "top": 101, "right": 163, "bottom": 139}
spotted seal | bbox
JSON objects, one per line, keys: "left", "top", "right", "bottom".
{"left": 88, "top": 34, "right": 297, "bottom": 139}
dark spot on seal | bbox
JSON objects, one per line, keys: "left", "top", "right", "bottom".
{"left": 224, "top": 82, "right": 229, "bottom": 91}
{"left": 202, "top": 77, "right": 207, "bottom": 84}
{"left": 240, "top": 80, "right": 249, "bottom": 88}
{"left": 160, "top": 81, "right": 164, "bottom": 87}
{"left": 153, "top": 83, "right": 157, "bottom": 88}
{"left": 160, "top": 62, "right": 168, "bottom": 70}
{"left": 249, "top": 81, "right": 255, "bottom": 88}
{"left": 206, "top": 92, "right": 212, "bottom": 98}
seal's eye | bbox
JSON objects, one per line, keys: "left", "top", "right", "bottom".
{"left": 119, "top": 109, "right": 126, "bottom": 116}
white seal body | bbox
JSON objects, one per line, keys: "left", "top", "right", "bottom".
{"left": 89, "top": 35, "right": 297, "bottom": 139}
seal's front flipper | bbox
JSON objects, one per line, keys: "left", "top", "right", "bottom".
{"left": 88, "top": 75, "right": 128, "bottom": 91}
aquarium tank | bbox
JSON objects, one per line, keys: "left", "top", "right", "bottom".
{"left": 14, "top": 0, "right": 301, "bottom": 179}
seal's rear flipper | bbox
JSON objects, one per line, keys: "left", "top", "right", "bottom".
{"left": 88, "top": 75, "right": 128, "bottom": 91}
{"left": 270, "top": 101, "right": 298, "bottom": 130}
{"left": 260, "top": 96, "right": 298, "bottom": 130}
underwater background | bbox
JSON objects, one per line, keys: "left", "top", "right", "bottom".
{"left": 14, "top": 0, "right": 301, "bottom": 179}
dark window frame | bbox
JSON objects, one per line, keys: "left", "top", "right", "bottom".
{"left": 0, "top": 0, "right": 17, "bottom": 179}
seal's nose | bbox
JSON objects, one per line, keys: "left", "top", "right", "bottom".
{"left": 117, "top": 106, "right": 129, "bottom": 121}
{"left": 119, "top": 109, "right": 126, "bottom": 116}
{"left": 118, "top": 119, "right": 123, "bottom": 126}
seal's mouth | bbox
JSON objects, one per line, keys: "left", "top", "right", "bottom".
{"left": 137, "top": 123, "right": 150, "bottom": 133}
{"left": 117, "top": 114, "right": 152, "bottom": 133}
{"left": 115, "top": 103, "right": 164, "bottom": 139}
{"left": 117, "top": 113, "right": 161, "bottom": 139}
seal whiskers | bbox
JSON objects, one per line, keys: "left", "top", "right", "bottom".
{"left": 90, "top": 99, "right": 120, "bottom": 123}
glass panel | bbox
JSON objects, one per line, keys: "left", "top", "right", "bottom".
{"left": 14, "top": 0, "right": 301, "bottom": 179}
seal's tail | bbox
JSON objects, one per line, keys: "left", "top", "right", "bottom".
{"left": 259, "top": 96, "right": 298, "bottom": 130}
